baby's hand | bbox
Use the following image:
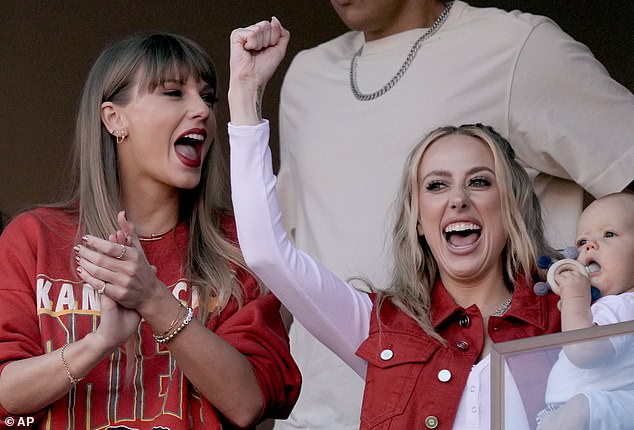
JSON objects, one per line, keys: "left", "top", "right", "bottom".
{"left": 546, "top": 259, "right": 588, "bottom": 295}
{"left": 556, "top": 269, "right": 591, "bottom": 302}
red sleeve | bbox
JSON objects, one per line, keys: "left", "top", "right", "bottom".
{"left": 0, "top": 213, "right": 46, "bottom": 419}
{"left": 211, "top": 272, "right": 301, "bottom": 421}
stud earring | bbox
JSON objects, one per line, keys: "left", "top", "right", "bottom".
{"left": 114, "top": 129, "right": 128, "bottom": 144}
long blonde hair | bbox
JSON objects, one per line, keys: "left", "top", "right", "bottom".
{"left": 57, "top": 33, "right": 255, "bottom": 320}
{"left": 380, "top": 124, "right": 556, "bottom": 337}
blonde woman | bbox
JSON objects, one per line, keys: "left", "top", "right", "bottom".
{"left": 0, "top": 32, "right": 300, "bottom": 428}
{"left": 228, "top": 19, "right": 563, "bottom": 429}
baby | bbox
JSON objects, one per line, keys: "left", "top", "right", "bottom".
{"left": 538, "top": 192, "right": 634, "bottom": 430}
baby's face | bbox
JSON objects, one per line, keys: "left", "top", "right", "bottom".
{"left": 576, "top": 195, "right": 634, "bottom": 296}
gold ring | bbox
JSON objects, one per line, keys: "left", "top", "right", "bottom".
{"left": 97, "top": 281, "right": 107, "bottom": 295}
{"left": 116, "top": 244, "right": 126, "bottom": 260}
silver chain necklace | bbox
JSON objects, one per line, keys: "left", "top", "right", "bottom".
{"left": 492, "top": 297, "right": 512, "bottom": 316}
{"left": 349, "top": 1, "right": 454, "bottom": 101}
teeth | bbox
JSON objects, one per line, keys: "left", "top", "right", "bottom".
{"left": 444, "top": 222, "right": 481, "bottom": 233}
{"left": 182, "top": 133, "right": 204, "bottom": 141}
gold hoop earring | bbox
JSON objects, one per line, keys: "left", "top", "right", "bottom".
{"left": 114, "top": 129, "right": 128, "bottom": 144}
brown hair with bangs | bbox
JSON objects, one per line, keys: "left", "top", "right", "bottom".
{"left": 55, "top": 32, "right": 255, "bottom": 327}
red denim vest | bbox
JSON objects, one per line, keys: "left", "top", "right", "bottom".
{"left": 356, "top": 277, "right": 561, "bottom": 430}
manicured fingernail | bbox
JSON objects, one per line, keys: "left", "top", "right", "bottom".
{"left": 76, "top": 266, "right": 82, "bottom": 273}
{"left": 81, "top": 235, "right": 88, "bottom": 242}
{"left": 73, "top": 245, "right": 80, "bottom": 253}
{"left": 75, "top": 255, "right": 80, "bottom": 263}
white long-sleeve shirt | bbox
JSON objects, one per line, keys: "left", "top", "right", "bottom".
{"left": 230, "top": 120, "right": 372, "bottom": 377}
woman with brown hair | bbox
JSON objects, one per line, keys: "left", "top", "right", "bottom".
{"left": 0, "top": 32, "right": 300, "bottom": 429}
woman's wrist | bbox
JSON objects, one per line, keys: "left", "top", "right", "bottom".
{"left": 153, "top": 304, "right": 194, "bottom": 344}
{"left": 60, "top": 343, "right": 86, "bottom": 385}
{"left": 228, "top": 80, "right": 264, "bottom": 125}
{"left": 138, "top": 289, "right": 187, "bottom": 337}
{"left": 60, "top": 333, "right": 115, "bottom": 383}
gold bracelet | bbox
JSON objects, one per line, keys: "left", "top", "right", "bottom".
{"left": 153, "top": 306, "right": 194, "bottom": 344}
{"left": 60, "top": 343, "right": 85, "bottom": 385}
{"left": 156, "top": 302, "right": 185, "bottom": 338}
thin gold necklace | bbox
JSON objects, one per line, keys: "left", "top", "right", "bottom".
{"left": 138, "top": 225, "right": 177, "bottom": 242}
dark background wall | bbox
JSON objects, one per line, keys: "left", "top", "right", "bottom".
{"left": 1, "top": 0, "right": 632, "bottom": 218}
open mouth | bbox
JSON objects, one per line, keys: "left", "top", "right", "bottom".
{"left": 175, "top": 132, "right": 205, "bottom": 167}
{"left": 444, "top": 222, "right": 482, "bottom": 248}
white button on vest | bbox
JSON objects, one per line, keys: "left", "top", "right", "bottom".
{"left": 380, "top": 349, "right": 394, "bottom": 360}
{"left": 437, "top": 369, "right": 452, "bottom": 382}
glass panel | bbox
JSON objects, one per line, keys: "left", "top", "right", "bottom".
{"left": 491, "top": 320, "right": 634, "bottom": 430}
